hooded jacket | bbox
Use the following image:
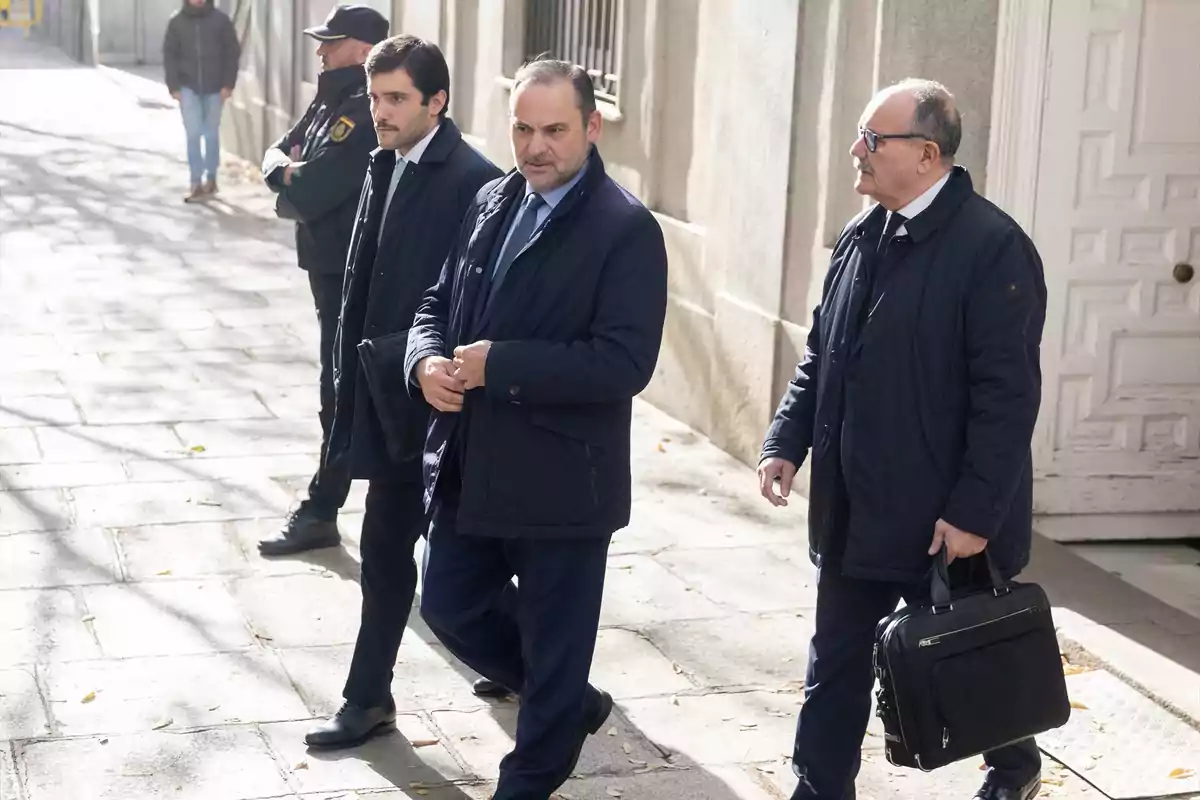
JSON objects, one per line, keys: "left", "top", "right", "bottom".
{"left": 163, "top": 0, "right": 240, "bottom": 95}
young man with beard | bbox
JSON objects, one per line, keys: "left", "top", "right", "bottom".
{"left": 302, "top": 35, "right": 502, "bottom": 749}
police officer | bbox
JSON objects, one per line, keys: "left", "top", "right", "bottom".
{"left": 258, "top": 4, "right": 388, "bottom": 556}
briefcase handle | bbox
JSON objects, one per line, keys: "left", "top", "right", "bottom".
{"left": 930, "top": 547, "right": 1011, "bottom": 614}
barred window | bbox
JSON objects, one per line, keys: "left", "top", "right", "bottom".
{"left": 524, "top": 0, "right": 622, "bottom": 105}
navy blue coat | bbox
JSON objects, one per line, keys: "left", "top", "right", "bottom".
{"left": 405, "top": 148, "right": 668, "bottom": 539}
{"left": 327, "top": 119, "right": 502, "bottom": 482}
{"left": 761, "top": 168, "right": 1047, "bottom": 583}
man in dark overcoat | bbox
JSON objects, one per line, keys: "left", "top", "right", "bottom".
{"left": 758, "top": 79, "right": 1048, "bottom": 800}
{"left": 258, "top": 5, "right": 387, "bottom": 556}
{"left": 301, "top": 35, "right": 501, "bottom": 749}
{"left": 405, "top": 58, "right": 669, "bottom": 800}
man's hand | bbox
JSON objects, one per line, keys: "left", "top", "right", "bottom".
{"left": 283, "top": 145, "right": 303, "bottom": 185}
{"left": 453, "top": 340, "right": 492, "bottom": 390}
{"left": 928, "top": 518, "right": 988, "bottom": 564}
{"left": 170, "top": 90, "right": 181, "bottom": 102}
{"left": 220, "top": 87, "right": 232, "bottom": 101}
{"left": 758, "top": 456, "right": 798, "bottom": 508}
{"left": 417, "top": 356, "right": 465, "bottom": 412}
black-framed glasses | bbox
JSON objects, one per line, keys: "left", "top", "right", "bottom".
{"left": 858, "top": 126, "right": 927, "bottom": 153}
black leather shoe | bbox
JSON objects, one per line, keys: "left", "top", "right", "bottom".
{"left": 304, "top": 701, "right": 396, "bottom": 750}
{"left": 974, "top": 774, "right": 1041, "bottom": 800}
{"left": 555, "top": 686, "right": 614, "bottom": 786}
{"left": 472, "top": 678, "right": 514, "bottom": 699}
{"left": 258, "top": 507, "right": 340, "bottom": 556}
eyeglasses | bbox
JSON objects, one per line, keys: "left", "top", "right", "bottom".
{"left": 858, "top": 126, "right": 927, "bottom": 153}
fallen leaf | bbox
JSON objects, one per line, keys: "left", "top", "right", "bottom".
{"left": 671, "top": 662, "right": 684, "bottom": 674}
{"left": 1041, "top": 777, "right": 1064, "bottom": 786}
{"left": 81, "top": 614, "right": 96, "bottom": 623}
{"left": 629, "top": 758, "right": 647, "bottom": 766}
{"left": 669, "top": 695, "right": 679, "bottom": 706}
{"left": 189, "top": 445, "right": 207, "bottom": 453}
{"left": 606, "top": 788, "right": 623, "bottom": 797}
{"left": 655, "top": 442, "right": 666, "bottom": 453}
{"left": 197, "top": 499, "right": 221, "bottom": 507}
{"left": 1069, "top": 700, "right": 1089, "bottom": 710}
{"left": 151, "top": 715, "right": 173, "bottom": 730}
{"left": 622, "top": 742, "right": 632, "bottom": 754}
{"left": 293, "top": 761, "right": 308, "bottom": 770}
{"left": 99, "top": 738, "right": 109, "bottom": 745}
{"left": 415, "top": 792, "right": 429, "bottom": 797}
{"left": 81, "top": 691, "right": 96, "bottom": 704}
{"left": 208, "top": 704, "right": 221, "bottom": 711}
{"left": 740, "top": 722, "right": 758, "bottom": 730}
{"left": 121, "top": 769, "right": 154, "bottom": 777}
{"left": 156, "top": 569, "right": 172, "bottom": 576}
{"left": 1169, "top": 768, "right": 1196, "bottom": 779}
{"left": 1062, "top": 664, "right": 1091, "bottom": 676}
{"left": 606, "top": 726, "right": 618, "bottom": 736}
{"left": 409, "top": 738, "right": 440, "bottom": 748}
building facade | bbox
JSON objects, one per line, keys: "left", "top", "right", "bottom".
{"left": 217, "top": 0, "right": 1199, "bottom": 542}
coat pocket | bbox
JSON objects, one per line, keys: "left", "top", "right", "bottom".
{"left": 357, "top": 329, "right": 429, "bottom": 463}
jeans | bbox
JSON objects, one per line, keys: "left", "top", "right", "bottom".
{"left": 179, "top": 87, "right": 223, "bottom": 185}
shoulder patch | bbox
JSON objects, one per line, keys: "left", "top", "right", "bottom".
{"left": 329, "top": 116, "right": 356, "bottom": 143}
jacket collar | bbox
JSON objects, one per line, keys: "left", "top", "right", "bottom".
{"left": 369, "top": 117, "right": 463, "bottom": 167}
{"left": 853, "top": 165, "right": 974, "bottom": 245}
{"left": 896, "top": 166, "right": 973, "bottom": 244}
{"left": 481, "top": 145, "right": 607, "bottom": 221}
{"left": 317, "top": 65, "right": 366, "bottom": 101}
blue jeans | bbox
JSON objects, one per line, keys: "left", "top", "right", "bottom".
{"left": 179, "top": 88, "right": 223, "bottom": 185}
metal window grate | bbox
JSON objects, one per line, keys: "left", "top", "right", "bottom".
{"left": 524, "top": 0, "right": 621, "bottom": 104}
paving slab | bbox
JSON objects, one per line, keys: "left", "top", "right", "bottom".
{"left": 588, "top": 628, "right": 695, "bottom": 700}
{"left": 600, "top": 555, "right": 725, "bottom": 626}
{"left": 556, "top": 765, "right": 782, "bottom": 800}
{"left": 0, "top": 528, "right": 120, "bottom": 589}
{"left": 1037, "top": 670, "right": 1200, "bottom": 798}
{"left": 72, "top": 479, "right": 294, "bottom": 527}
{"left": 0, "top": 588, "right": 101, "bottom": 668}
{"left": 42, "top": 650, "right": 310, "bottom": 736}
{"left": 0, "top": 490, "right": 71, "bottom": 534}
{"left": 653, "top": 545, "right": 816, "bottom": 614}
{"left": 0, "top": 666, "right": 51, "bottom": 740}
{"left": 0, "top": 428, "right": 42, "bottom": 465}
{"left": 262, "top": 716, "right": 469, "bottom": 794}
{"left": 0, "top": 396, "right": 83, "bottom": 427}
{"left": 642, "top": 613, "right": 812, "bottom": 691}
{"left": 33, "top": 423, "right": 183, "bottom": 462}
{"left": 618, "top": 692, "right": 803, "bottom": 767}
{"left": 0, "top": 742, "right": 17, "bottom": 800}
{"left": 429, "top": 705, "right": 667, "bottom": 782}
{"left": 173, "top": 419, "right": 322, "bottom": 458}
{"left": 114, "top": 521, "right": 251, "bottom": 580}
{"left": 0, "top": 461, "right": 129, "bottom": 491}
{"left": 230, "top": 575, "right": 366, "bottom": 649}
{"left": 81, "top": 580, "right": 256, "bottom": 657}
{"left": 76, "top": 387, "right": 274, "bottom": 425}
{"left": 18, "top": 727, "right": 293, "bottom": 800}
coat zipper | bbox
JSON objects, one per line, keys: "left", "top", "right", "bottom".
{"left": 917, "top": 606, "right": 1036, "bottom": 648}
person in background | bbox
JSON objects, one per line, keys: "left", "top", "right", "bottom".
{"left": 256, "top": 4, "right": 388, "bottom": 557}
{"left": 758, "top": 79, "right": 1047, "bottom": 800}
{"left": 302, "top": 35, "right": 502, "bottom": 749}
{"left": 162, "top": 0, "right": 240, "bottom": 202}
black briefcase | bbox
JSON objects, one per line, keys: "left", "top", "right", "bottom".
{"left": 873, "top": 551, "right": 1071, "bottom": 771}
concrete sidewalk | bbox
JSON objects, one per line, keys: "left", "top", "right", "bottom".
{"left": 0, "top": 37, "right": 1196, "bottom": 800}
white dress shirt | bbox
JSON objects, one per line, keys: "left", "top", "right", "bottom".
{"left": 891, "top": 169, "right": 951, "bottom": 236}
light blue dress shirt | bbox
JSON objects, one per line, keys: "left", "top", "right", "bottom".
{"left": 494, "top": 161, "right": 589, "bottom": 273}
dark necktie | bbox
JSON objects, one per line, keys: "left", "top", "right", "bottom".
{"left": 877, "top": 211, "right": 906, "bottom": 254}
{"left": 488, "top": 193, "right": 546, "bottom": 304}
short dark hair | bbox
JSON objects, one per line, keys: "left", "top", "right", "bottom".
{"left": 512, "top": 54, "right": 597, "bottom": 124}
{"left": 896, "top": 78, "right": 961, "bottom": 163}
{"left": 365, "top": 35, "right": 450, "bottom": 118}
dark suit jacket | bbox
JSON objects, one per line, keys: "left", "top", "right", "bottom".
{"left": 761, "top": 167, "right": 1047, "bottom": 582}
{"left": 326, "top": 119, "right": 502, "bottom": 481}
{"left": 405, "top": 147, "right": 669, "bottom": 539}
{"left": 261, "top": 65, "right": 375, "bottom": 275}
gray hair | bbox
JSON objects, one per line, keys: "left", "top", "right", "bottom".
{"left": 512, "top": 55, "right": 597, "bottom": 123}
{"left": 894, "top": 78, "right": 961, "bottom": 163}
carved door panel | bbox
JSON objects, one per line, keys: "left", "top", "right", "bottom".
{"left": 1032, "top": 0, "right": 1200, "bottom": 515}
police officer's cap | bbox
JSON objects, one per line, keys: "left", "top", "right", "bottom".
{"left": 304, "top": 4, "right": 389, "bottom": 46}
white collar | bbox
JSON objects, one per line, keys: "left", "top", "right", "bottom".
{"left": 893, "top": 170, "right": 951, "bottom": 233}
{"left": 399, "top": 123, "right": 439, "bottom": 164}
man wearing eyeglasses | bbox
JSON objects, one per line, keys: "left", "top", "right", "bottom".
{"left": 757, "top": 80, "right": 1047, "bottom": 800}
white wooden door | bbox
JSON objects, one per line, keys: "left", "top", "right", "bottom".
{"left": 1032, "top": 0, "right": 1200, "bottom": 519}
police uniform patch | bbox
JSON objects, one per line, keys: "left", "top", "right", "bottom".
{"left": 329, "top": 116, "right": 355, "bottom": 143}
